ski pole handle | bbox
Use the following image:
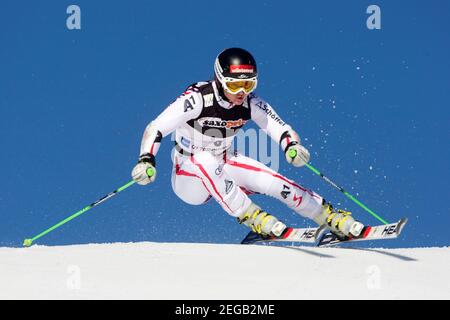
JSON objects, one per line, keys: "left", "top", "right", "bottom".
{"left": 146, "top": 167, "right": 155, "bottom": 177}
{"left": 23, "top": 180, "right": 136, "bottom": 247}
{"left": 288, "top": 149, "right": 298, "bottom": 160}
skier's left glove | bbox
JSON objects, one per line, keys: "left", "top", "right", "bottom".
{"left": 285, "top": 142, "right": 310, "bottom": 167}
{"left": 132, "top": 153, "right": 157, "bottom": 185}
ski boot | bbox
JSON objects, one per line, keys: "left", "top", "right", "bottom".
{"left": 314, "top": 201, "right": 364, "bottom": 239}
{"left": 237, "top": 203, "right": 288, "bottom": 238}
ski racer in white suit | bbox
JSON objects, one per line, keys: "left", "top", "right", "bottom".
{"left": 132, "top": 48, "right": 364, "bottom": 239}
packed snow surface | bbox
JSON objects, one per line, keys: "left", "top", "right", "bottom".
{"left": 0, "top": 242, "right": 448, "bottom": 299}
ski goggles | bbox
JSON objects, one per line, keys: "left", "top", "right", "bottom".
{"left": 224, "top": 79, "right": 257, "bottom": 94}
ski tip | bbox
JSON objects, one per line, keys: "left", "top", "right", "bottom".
{"left": 396, "top": 217, "right": 408, "bottom": 235}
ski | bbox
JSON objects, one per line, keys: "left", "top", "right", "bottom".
{"left": 241, "top": 218, "right": 408, "bottom": 246}
{"left": 317, "top": 218, "right": 408, "bottom": 247}
{"left": 241, "top": 226, "right": 326, "bottom": 245}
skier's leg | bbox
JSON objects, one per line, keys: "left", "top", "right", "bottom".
{"left": 224, "top": 153, "right": 364, "bottom": 237}
{"left": 174, "top": 150, "right": 286, "bottom": 237}
{"left": 171, "top": 152, "right": 212, "bottom": 205}
{"left": 224, "top": 153, "right": 323, "bottom": 218}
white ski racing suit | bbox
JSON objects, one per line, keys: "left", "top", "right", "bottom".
{"left": 139, "top": 81, "right": 324, "bottom": 221}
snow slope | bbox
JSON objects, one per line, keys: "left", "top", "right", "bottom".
{"left": 0, "top": 242, "right": 448, "bottom": 300}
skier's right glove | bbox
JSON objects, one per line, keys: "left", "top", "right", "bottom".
{"left": 132, "top": 153, "right": 157, "bottom": 185}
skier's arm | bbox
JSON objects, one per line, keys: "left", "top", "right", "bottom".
{"left": 139, "top": 90, "right": 203, "bottom": 158}
{"left": 250, "top": 95, "right": 310, "bottom": 167}
{"left": 132, "top": 89, "right": 202, "bottom": 185}
{"left": 250, "top": 94, "right": 297, "bottom": 146}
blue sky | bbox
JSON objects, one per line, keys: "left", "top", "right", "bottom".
{"left": 1, "top": 1, "right": 449, "bottom": 248}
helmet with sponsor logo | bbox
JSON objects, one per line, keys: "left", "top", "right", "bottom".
{"left": 214, "top": 48, "right": 258, "bottom": 94}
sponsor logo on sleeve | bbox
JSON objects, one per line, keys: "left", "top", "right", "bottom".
{"left": 255, "top": 101, "right": 286, "bottom": 126}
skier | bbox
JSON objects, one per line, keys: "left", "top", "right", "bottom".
{"left": 131, "top": 48, "right": 364, "bottom": 239}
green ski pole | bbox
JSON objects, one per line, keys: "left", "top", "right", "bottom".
{"left": 288, "top": 149, "right": 389, "bottom": 225}
{"left": 22, "top": 170, "right": 152, "bottom": 247}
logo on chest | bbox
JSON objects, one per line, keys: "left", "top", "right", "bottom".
{"left": 197, "top": 117, "right": 248, "bottom": 130}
